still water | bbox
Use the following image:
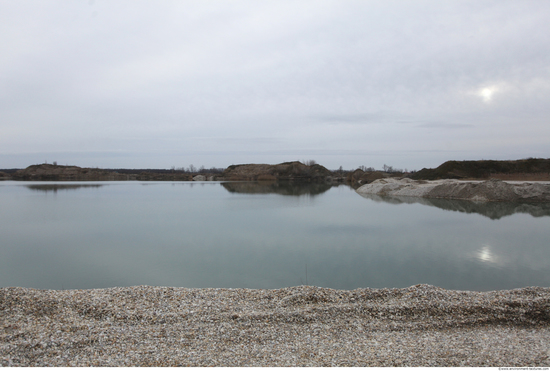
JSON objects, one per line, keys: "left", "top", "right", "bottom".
{"left": 1, "top": 180, "right": 549, "bottom": 291}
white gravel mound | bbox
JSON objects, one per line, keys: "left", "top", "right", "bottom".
{"left": 356, "top": 178, "right": 550, "bottom": 202}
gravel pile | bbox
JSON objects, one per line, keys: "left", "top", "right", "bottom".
{"left": 1, "top": 284, "right": 549, "bottom": 367}
{"left": 356, "top": 178, "right": 550, "bottom": 202}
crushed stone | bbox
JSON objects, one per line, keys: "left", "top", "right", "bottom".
{"left": 356, "top": 178, "right": 550, "bottom": 202}
{"left": 2, "top": 284, "right": 550, "bottom": 367}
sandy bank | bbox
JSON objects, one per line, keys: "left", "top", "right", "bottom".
{"left": 356, "top": 178, "right": 550, "bottom": 202}
{"left": 2, "top": 285, "right": 549, "bottom": 366}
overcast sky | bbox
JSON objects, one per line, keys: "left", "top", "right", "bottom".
{"left": 1, "top": 0, "right": 549, "bottom": 171}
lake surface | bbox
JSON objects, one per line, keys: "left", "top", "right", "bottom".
{"left": 1, "top": 180, "right": 549, "bottom": 291}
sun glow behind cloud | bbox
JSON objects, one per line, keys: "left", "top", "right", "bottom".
{"left": 478, "top": 87, "right": 497, "bottom": 102}
{"left": 473, "top": 82, "right": 514, "bottom": 104}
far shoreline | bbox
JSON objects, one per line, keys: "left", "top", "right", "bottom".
{"left": 2, "top": 158, "right": 550, "bottom": 183}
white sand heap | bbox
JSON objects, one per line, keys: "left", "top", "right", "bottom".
{"left": 356, "top": 178, "right": 550, "bottom": 202}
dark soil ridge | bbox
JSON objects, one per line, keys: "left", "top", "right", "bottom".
{"left": 411, "top": 158, "right": 550, "bottom": 181}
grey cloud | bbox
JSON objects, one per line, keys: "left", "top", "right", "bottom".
{"left": 310, "top": 112, "right": 400, "bottom": 124}
{"left": 1, "top": 0, "right": 549, "bottom": 170}
{"left": 414, "top": 122, "right": 474, "bottom": 129}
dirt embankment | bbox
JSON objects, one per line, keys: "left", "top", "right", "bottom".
{"left": 356, "top": 178, "right": 550, "bottom": 202}
{"left": 8, "top": 162, "right": 332, "bottom": 182}
{"left": 11, "top": 164, "right": 131, "bottom": 181}
{"left": 9, "top": 164, "right": 216, "bottom": 181}
{"left": 411, "top": 158, "right": 550, "bottom": 181}
{"left": 222, "top": 161, "right": 333, "bottom": 181}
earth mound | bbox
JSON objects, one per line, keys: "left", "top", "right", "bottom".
{"left": 411, "top": 158, "right": 550, "bottom": 181}
{"left": 222, "top": 161, "right": 333, "bottom": 181}
{"left": 11, "top": 164, "right": 196, "bottom": 181}
{"left": 12, "top": 164, "right": 122, "bottom": 181}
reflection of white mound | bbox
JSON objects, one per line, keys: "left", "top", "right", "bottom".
{"left": 356, "top": 178, "right": 550, "bottom": 202}
{"left": 357, "top": 192, "right": 550, "bottom": 220}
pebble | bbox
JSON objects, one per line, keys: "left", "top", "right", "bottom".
{"left": 1, "top": 284, "right": 549, "bottom": 366}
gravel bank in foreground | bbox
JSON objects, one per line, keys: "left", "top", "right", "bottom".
{"left": 2, "top": 285, "right": 550, "bottom": 367}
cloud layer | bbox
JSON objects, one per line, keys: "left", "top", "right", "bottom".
{"left": 1, "top": 0, "right": 549, "bottom": 170}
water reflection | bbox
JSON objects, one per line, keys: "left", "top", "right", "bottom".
{"left": 478, "top": 246, "right": 493, "bottom": 262}
{"left": 474, "top": 245, "right": 505, "bottom": 267}
{"left": 358, "top": 193, "right": 550, "bottom": 219}
{"left": 1, "top": 181, "right": 549, "bottom": 291}
{"left": 24, "top": 184, "right": 105, "bottom": 193}
{"left": 221, "top": 181, "right": 334, "bottom": 196}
